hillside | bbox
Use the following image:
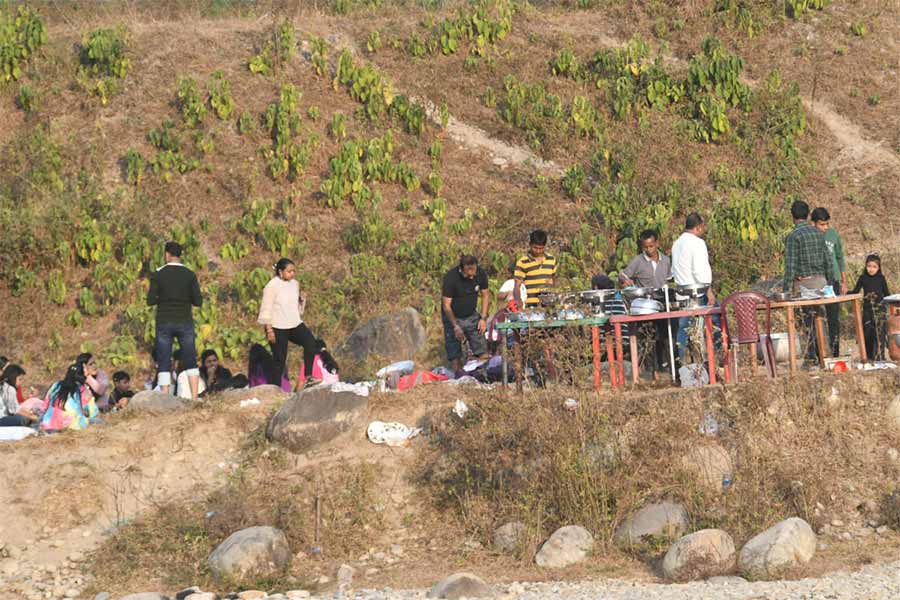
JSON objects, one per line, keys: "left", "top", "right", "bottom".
{"left": 0, "top": 0, "right": 898, "bottom": 379}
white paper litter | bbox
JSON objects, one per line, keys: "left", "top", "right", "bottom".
{"left": 453, "top": 399, "right": 469, "bottom": 418}
{"left": 367, "top": 421, "right": 422, "bottom": 447}
{"left": 239, "top": 398, "right": 261, "bottom": 408}
{"left": 447, "top": 375, "right": 480, "bottom": 386}
{"left": 463, "top": 359, "right": 488, "bottom": 372}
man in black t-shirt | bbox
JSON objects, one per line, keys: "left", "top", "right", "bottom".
{"left": 441, "top": 255, "right": 490, "bottom": 370}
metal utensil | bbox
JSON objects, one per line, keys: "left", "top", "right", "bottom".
{"left": 622, "top": 286, "right": 657, "bottom": 301}
{"left": 630, "top": 298, "right": 663, "bottom": 315}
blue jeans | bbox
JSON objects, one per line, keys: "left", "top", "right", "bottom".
{"left": 0, "top": 414, "right": 31, "bottom": 427}
{"left": 676, "top": 295, "right": 721, "bottom": 362}
{"left": 155, "top": 321, "right": 197, "bottom": 386}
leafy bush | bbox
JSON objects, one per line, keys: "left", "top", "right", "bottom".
{"left": 249, "top": 19, "right": 295, "bottom": 74}
{"left": 177, "top": 77, "right": 207, "bottom": 127}
{"left": 47, "top": 269, "right": 67, "bottom": 305}
{"left": 263, "top": 84, "right": 318, "bottom": 180}
{"left": 208, "top": 71, "right": 235, "bottom": 120}
{"left": 16, "top": 84, "right": 39, "bottom": 112}
{"left": 78, "top": 27, "right": 131, "bottom": 104}
{"left": 0, "top": 5, "right": 47, "bottom": 83}
{"left": 237, "top": 111, "right": 255, "bottom": 134}
{"left": 124, "top": 149, "right": 145, "bottom": 185}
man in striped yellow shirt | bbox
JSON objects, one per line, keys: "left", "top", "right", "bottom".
{"left": 514, "top": 229, "right": 557, "bottom": 307}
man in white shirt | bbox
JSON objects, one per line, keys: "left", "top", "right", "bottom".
{"left": 671, "top": 213, "right": 718, "bottom": 363}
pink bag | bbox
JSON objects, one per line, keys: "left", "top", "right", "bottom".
{"left": 298, "top": 354, "right": 340, "bottom": 386}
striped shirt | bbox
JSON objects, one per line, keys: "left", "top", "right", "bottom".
{"left": 515, "top": 253, "right": 558, "bottom": 306}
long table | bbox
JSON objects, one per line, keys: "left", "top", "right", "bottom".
{"left": 609, "top": 307, "right": 722, "bottom": 385}
{"left": 763, "top": 293, "right": 867, "bottom": 372}
{"left": 495, "top": 316, "right": 612, "bottom": 392}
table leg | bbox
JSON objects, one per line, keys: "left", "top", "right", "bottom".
{"left": 704, "top": 315, "right": 716, "bottom": 385}
{"left": 733, "top": 344, "right": 739, "bottom": 383}
{"left": 592, "top": 326, "right": 601, "bottom": 391}
{"left": 514, "top": 333, "right": 523, "bottom": 395}
{"left": 605, "top": 327, "right": 617, "bottom": 388}
{"left": 501, "top": 331, "right": 508, "bottom": 391}
{"left": 786, "top": 307, "right": 797, "bottom": 373}
{"left": 721, "top": 328, "right": 731, "bottom": 384}
{"left": 629, "top": 327, "right": 639, "bottom": 385}
{"left": 814, "top": 310, "right": 827, "bottom": 369}
{"left": 614, "top": 323, "right": 625, "bottom": 385}
{"left": 853, "top": 297, "right": 868, "bottom": 362}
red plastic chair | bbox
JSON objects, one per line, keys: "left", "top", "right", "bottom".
{"left": 720, "top": 291, "right": 777, "bottom": 381}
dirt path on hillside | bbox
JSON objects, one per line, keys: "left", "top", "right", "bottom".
{"left": 804, "top": 98, "right": 900, "bottom": 175}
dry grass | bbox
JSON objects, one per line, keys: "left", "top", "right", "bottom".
{"left": 417, "top": 370, "right": 900, "bottom": 574}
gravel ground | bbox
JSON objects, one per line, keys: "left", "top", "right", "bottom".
{"left": 319, "top": 562, "right": 900, "bottom": 600}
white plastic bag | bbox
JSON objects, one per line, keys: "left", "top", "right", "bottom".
{"left": 367, "top": 421, "right": 422, "bottom": 447}
{"left": 376, "top": 360, "right": 415, "bottom": 379}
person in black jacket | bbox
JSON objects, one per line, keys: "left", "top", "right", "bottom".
{"left": 852, "top": 254, "right": 890, "bottom": 361}
{"left": 147, "top": 241, "right": 202, "bottom": 401}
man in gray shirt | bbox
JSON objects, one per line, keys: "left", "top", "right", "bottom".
{"left": 618, "top": 230, "right": 674, "bottom": 371}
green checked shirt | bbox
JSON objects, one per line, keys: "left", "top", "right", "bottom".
{"left": 823, "top": 227, "right": 846, "bottom": 283}
{"left": 783, "top": 222, "right": 834, "bottom": 291}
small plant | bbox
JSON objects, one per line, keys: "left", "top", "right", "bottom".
{"left": 307, "top": 106, "right": 321, "bottom": 120}
{"left": 850, "top": 21, "right": 867, "bottom": 37}
{"left": 13, "top": 81, "right": 41, "bottom": 113}
{"left": 482, "top": 86, "right": 496, "bottom": 108}
{"left": 249, "top": 19, "right": 295, "bottom": 74}
{"left": 177, "top": 77, "right": 207, "bottom": 127}
{"left": 47, "top": 269, "right": 67, "bottom": 305}
{"left": 220, "top": 239, "right": 250, "bottom": 261}
{"left": 562, "top": 164, "right": 586, "bottom": 199}
{"left": 330, "top": 112, "right": 347, "bottom": 140}
{"left": 868, "top": 94, "right": 880, "bottom": 106}
{"left": 0, "top": 6, "right": 47, "bottom": 83}
{"left": 310, "top": 37, "right": 328, "bottom": 77}
{"left": 78, "top": 27, "right": 131, "bottom": 104}
{"left": 11, "top": 267, "right": 35, "bottom": 296}
{"left": 208, "top": 71, "right": 235, "bottom": 120}
{"left": 366, "top": 30, "right": 382, "bottom": 54}
{"left": 237, "top": 111, "right": 255, "bottom": 134}
{"left": 427, "top": 171, "right": 443, "bottom": 197}
{"left": 124, "top": 149, "right": 145, "bottom": 185}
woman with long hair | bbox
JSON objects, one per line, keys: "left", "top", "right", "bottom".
{"left": 257, "top": 258, "right": 321, "bottom": 389}
{"left": 40, "top": 361, "right": 99, "bottom": 431}
{"left": 247, "top": 343, "right": 291, "bottom": 392}
{"left": 0, "top": 364, "right": 37, "bottom": 427}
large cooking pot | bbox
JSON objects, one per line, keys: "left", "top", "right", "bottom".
{"left": 578, "top": 289, "right": 617, "bottom": 305}
{"left": 623, "top": 286, "right": 656, "bottom": 301}
{"left": 630, "top": 298, "right": 663, "bottom": 315}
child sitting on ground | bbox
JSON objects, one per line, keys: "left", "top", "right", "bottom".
{"left": 108, "top": 371, "right": 134, "bottom": 411}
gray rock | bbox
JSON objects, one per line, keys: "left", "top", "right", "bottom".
{"left": 614, "top": 502, "right": 689, "bottom": 548}
{"left": 129, "top": 390, "right": 190, "bottom": 413}
{"left": 427, "top": 572, "right": 495, "bottom": 599}
{"left": 94, "top": 594, "right": 111, "bottom": 600}
{"left": 682, "top": 443, "right": 733, "bottom": 492}
{"left": 662, "top": 529, "right": 736, "bottom": 582}
{"left": 183, "top": 593, "right": 216, "bottom": 600}
{"left": 207, "top": 526, "right": 291, "bottom": 583}
{"left": 174, "top": 589, "right": 201, "bottom": 600}
{"left": 887, "top": 397, "right": 900, "bottom": 430}
{"left": 220, "top": 385, "right": 289, "bottom": 405}
{"left": 267, "top": 387, "right": 369, "bottom": 453}
{"left": 493, "top": 522, "right": 526, "bottom": 553}
{"left": 119, "top": 594, "right": 170, "bottom": 600}
{"left": 534, "top": 525, "right": 594, "bottom": 568}
{"left": 739, "top": 517, "right": 816, "bottom": 579}
{"left": 336, "top": 307, "right": 427, "bottom": 364}
{"left": 707, "top": 576, "right": 748, "bottom": 585}
{"left": 337, "top": 563, "right": 355, "bottom": 587}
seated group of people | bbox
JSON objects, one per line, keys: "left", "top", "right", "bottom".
{"left": 0, "top": 338, "right": 341, "bottom": 434}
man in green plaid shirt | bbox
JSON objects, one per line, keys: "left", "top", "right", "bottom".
{"left": 783, "top": 200, "right": 835, "bottom": 293}
{"left": 783, "top": 199, "right": 835, "bottom": 360}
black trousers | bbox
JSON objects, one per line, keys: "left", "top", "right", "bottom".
{"left": 862, "top": 306, "right": 883, "bottom": 361}
{"left": 270, "top": 323, "right": 317, "bottom": 386}
{"left": 825, "top": 301, "right": 840, "bottom": 357}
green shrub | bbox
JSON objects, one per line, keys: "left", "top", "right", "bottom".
{"left": 0, "top": 5, "right": 47, "bottom": 83}
{"left": 47, "top": 269, "right": 67, "bottom": 305}
{"left": 16, "top": 84, "right": 39, "bottom": 112}
{"left": 249, "top": 19, "right": 295, "bottom": 75}
{"left": 177, "top": 77, "right": 207, "bottom": 127}
{"left": 78, "top": 27, "right": 130, "bottom": 104}
{"left": 208, "top": 71, "right": 235, "bottom": 120}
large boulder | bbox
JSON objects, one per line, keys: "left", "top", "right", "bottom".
{"left": 534, "top": 525, "right": 593, "bottom": 568}
{"left": 662, "top": 529, "right": 736, "bottom": 582}
{"left": 337, "top": 307, "right": 427, "bottom": 364}
{"left": 427, "top": 573, "right": 495, "bottom": 599}
{"left": 207, "top": 526, "right": 291, "bottom": 583}
{"left": 493, "top": 521, "right": 526, "bottom": 553}
{"left": 614, "top": 502, "right": 689, "bottom": 548}
{"left": 267, "top": 387, "right": 368, "bottom": 453}
{"left": 738, "top": 517, "right": 816, "bottom": 579}
{"left": 129, "top": 390, "right": 190, "bottom": 412}
{"left": 682, "top": 443, "right": 733, "bottom": 492}
{"left": 119, "top": 594, "right": 170, "bottom": 600}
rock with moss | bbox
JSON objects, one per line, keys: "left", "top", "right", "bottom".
{"left": 207, "top": 526, "right": 291, "bottom": 583}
